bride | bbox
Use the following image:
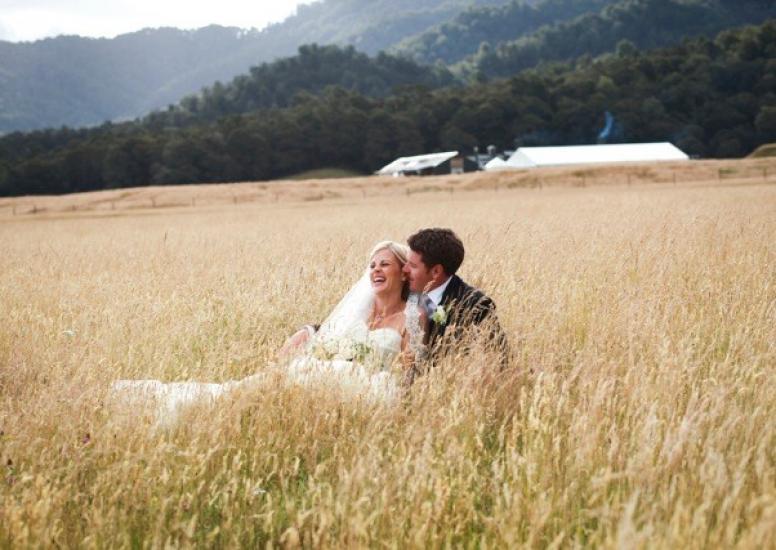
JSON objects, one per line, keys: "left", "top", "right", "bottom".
{"left": 111, "top": 241, "right": 429, "bottom": 425}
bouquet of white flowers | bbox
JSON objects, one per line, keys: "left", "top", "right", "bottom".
{"left": 311, "top": 335, "right": 373, "bottom": 363}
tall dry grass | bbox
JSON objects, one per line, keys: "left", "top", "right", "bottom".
{"left": 1, "top": 179, "right": 774, "bottom": 547}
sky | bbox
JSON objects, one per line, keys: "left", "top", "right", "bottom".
{"left": 0, "top": 0, "right": 319, "bottom": 42}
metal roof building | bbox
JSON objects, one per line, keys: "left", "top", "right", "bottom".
{"left": 495, "top": 142, "right": 689, "bottom": 170}
{"left": 377, "top": 151, "right": 459, "bottom": 176}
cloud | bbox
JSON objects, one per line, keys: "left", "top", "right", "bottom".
{"left": 0, "top": 0, "right": 317, "bottom": 42}
{"left": 0, "top": 9, "right": 94, "bottom": 42}
{"left": 0, "top": 19, "right": 12, "bottom": 41}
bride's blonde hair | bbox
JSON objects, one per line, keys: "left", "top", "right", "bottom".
{"left": 369, "top": 240, "right": 409, "bottom": 265}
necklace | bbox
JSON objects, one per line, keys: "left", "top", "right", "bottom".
{"left": 370, "top": 303, "right": 403, "bottom": 329}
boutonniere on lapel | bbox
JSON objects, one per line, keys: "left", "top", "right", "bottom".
{"left": 431, "top": 305, "right": 448, "bottom": 326}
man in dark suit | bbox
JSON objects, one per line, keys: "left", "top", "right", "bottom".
{"left": 403, "top": 228, "right": 508, "bottom": 375}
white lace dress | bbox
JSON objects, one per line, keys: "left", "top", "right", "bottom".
{"left": 286, "top": 322, "right": 404, "bottom": 401}
{"left": 110, "top": 322, "right": 405, "bottom": 427}
{"left": 112, "top": 290, "right": 426, "bottom": 427}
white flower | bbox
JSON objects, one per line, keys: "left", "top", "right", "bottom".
{"left": 431, "top": 305, "right": 448, "bottom": 325}
{"left": 313, "top": 335, "right": 373, "bottom": 362}
{"left": 336, "top": 338, "right": 356, "bottom": 359}
{"left": 322, "top": 337, "right": 342, "bottom": 357}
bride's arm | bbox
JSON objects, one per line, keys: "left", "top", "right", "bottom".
{"left": 278, "top": 324, "right": 318, "bottom": 359}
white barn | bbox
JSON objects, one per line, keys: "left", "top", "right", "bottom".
{"left": 494, "top": 142, "right": 688, "bottom": 170}
{"left": 377, "top": 151, "right": 459, "bottom": 176}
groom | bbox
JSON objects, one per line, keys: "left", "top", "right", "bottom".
{"left": 403, "top": 228, "right": 508, "bottom": 374}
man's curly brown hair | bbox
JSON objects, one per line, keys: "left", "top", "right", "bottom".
{"left": 407, "top": 228, "right": 465, "bottom": 275}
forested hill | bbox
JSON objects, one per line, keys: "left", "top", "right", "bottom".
{"left": 0, "top": 0, "right": 503, "bottom": 134}
{"left": 459, "top": 0, "right": 776, "bottom": 79}
{"left": 2, "top": 20, "right": 775, "bottom": 197}
{"left": 392, "top": 0, "right": 613, "bottom": 64}
{"left": 148, "top": 45, "right": 455, "bottom": 128}
{"left": 0, "top": 26, "right": 267, "bottom": 133}
{"left": 258, "top": 0, "right": 508, "bottom": 56}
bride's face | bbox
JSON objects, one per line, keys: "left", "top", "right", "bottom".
{"left": 369, "top": 249, "right": 404, "bottom": 297}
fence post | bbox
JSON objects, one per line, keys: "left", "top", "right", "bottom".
{"left": 111, "top": 201, "right": 115, "bottom": 210}
{"left": 718, "top": 169, "right": 722, "bottom": 182}
{"left": 12, "top": 205, "right": 16, "bottom": 216}
{"left": 191, "top": 197, "right": 196, "bottom": 207}
{"left": 151, "top": 198, "right": 156, "bottom": 208}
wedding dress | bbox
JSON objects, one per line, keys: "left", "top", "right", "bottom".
{"left": 285, "top": 321, "right": 404, "bottom": 401}
{"left": 110, "top": 273, "right": 424, "bottom": 427}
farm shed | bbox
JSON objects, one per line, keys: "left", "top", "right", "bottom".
{"left": 377, "top": 151, "right": 478, "bottom": 176}
{"left": 495, "top": 142, "right": 689, "bottom": 170}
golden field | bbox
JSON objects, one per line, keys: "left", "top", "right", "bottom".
{"left": 1, "top": 160, "right": 775, "bottom": 548}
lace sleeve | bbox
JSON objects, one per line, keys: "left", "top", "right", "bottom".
{"left": 404, "top": 293, "right": 428, "bottom": 361}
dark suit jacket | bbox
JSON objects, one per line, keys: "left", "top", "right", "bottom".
{"left": 426, "top": 275, "right": 509, "bottom": 367}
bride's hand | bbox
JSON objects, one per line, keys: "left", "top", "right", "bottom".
{"left": 278, "top": 326, "right": 316, "bottom": 358}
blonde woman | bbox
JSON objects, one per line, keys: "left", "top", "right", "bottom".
{"left": 282, "top": 240, "right": 429, "bottom": 400}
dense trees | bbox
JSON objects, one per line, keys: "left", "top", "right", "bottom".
{"left": 1, "top": 20, "right": 775, "bottom": 197}
{"left": 392, "top": 0, "right": 612, "bottom": 64}
{"left": 459, "top": 0, "right": 776, "bottom": 79}
{"left": 154, "top": 45, "right": 455, "bottom": 126}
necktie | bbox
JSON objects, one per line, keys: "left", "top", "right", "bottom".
{"left": 422, "top": 294, "right": 436, "bottom": 318}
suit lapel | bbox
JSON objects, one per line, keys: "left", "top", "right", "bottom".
{"left": 429, "top": 275, "right": 462, "bottom": 343}
{"left": 439, "top": 275, "right": 462, "bottom": 308}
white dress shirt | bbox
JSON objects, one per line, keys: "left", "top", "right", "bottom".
{"left": 426, "top": 276, "right": 453, "bottom": 309}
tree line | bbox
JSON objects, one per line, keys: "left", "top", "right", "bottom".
{"left": 1, "top": 19, "right": 775, "bottom": 196}
{"left": 457, "top": 0, "right": 776, "bottom": 80}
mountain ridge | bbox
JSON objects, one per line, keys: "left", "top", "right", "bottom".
{"left": 0, "top": 0, "right": 504, "bottom": 133}
{"left": 456, "top": 0, "right": 776, "bottom": 79}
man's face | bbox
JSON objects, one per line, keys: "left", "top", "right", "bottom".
{"left": 403, "top": 250, "right": 437, "bottom": 293}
